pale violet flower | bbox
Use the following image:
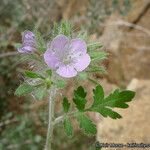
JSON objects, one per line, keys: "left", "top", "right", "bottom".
{"left": 44, "top": 35, "right": 91, "bottom": 78}
{"left": 18, "top": 30, "right": 37, "bottom": 53}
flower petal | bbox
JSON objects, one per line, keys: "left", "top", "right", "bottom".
{"left": 56, "top": 65, "right": 77, "bottom": 78}
{"left": 49, "top": 35, "right": 69, "bottom": 53}
{"left": 73, "top": 54, "right": 91, "bottom": 72}
{"left": 18, "top": 46, "right": 36, "bottom": 53}
{"left": 70, "top": 38, "right": 87, "bottom": 55}
{"left": 44, "top": 50, "right": 60, "bottom": 69}
{"left": 18, "top": 30, "right": 37, "bottom": 53}
{"left": 22, "top": 30, "right": 35, "bottom": 43}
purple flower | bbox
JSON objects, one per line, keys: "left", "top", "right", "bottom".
{"left": 44, "top": 35, "right": 91, "bottom": 78}
{"left": 18, "top": 30, "right": 37, "bottom": 53}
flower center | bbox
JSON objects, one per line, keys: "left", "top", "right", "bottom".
{"left": 62, "top": 56, "right": 72, "bottom": 64}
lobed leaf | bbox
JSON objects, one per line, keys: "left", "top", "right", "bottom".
{"left": 92, "top": 85, "right": 104, "bottom": 107}
{"left": 76, "top": 113, "right": 97, "bottom": 135}
{"left": 64, "top": 117, "right": 73, "bottom": 137}
{"left": 73, "top": 86, "right": 87, "bottom": 111}
{"left": 25, "top": 71, "right": 45, "bottom": 79}
{"left": 92, "top": 107, "right": 122, "bottom": 119}
{"left": 33, "top": 86, "right": 46, "bottom": 100}
{"left": 63, "top": 97, "right": 70, "bottom": 113}
{"left": 15, "top": 83, "right": 34, "bottom": 96}
{"left": 74, "top": 86, "right": 87, "bottom": 98}
{"left": 103, "top": 89, "right": 135, "bottom": 108}
{"left": 89, "top": 84, "right": 135, "bottom": 119}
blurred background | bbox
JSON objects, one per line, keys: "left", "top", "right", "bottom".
{"left": 0, "top": 0, "right": 150, "bottom": 149}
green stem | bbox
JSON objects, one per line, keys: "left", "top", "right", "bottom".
{"left": 44, "top": 86, "right": 56, "bottom": 150}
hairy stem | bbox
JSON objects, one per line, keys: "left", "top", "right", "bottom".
{"left": 44, "top": 86, "right": 56, "bottom": 150}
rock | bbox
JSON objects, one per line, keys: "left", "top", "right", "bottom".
{"left": 97, "top": 79, "right": 150, "bottom": 149}
{"left": 124, "top": 0, "right": 150, "bottom": 23}
{"left": 99, "top": 0, "right": 150, "bottom": 86}
{"left": 56, "top": 0, "right": 89, "bottom": 19}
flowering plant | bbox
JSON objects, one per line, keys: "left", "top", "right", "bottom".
{"left": 15, "top": 21, "right": 135, "bottom": 150}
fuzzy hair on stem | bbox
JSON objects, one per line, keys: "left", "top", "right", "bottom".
{"left": 44, "top": 86, "right": 57, "bottom": 150}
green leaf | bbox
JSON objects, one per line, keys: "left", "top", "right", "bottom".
{"left": 34, "top": 86, "right": 46, "bottom": 100}
{"left": 87, "top": 42, "right": 103, "bottom": 51}
{"left": 88, "top": 84, "right": 135, "bottom": 119}
{"left": 74, "top": 86, "right": 87, "bottom": 98}
{"left": 87, "top": 66, "right": 107, "bottom": 74}
{"left": 92, "top": 85, "right": 104, "bottom": 107}
{"left": 73, "top": 96, "right": 86, "bottom": 111}
{"left": 46, "top": 69, "right": 52, "bottom": 77}
{"left": 55, "top": 80, "right": 66, "bottom": 88}
{"left": 63, "top": 97, "right": 70, "bottom": 113}
{"left": 77, "top": 30, "right": 88, "bottom": 40}
{"left": 92, "top": 107, "right": 122, "bottom": 119}
{"left": 25, "top": 71, "right": 45, "bottom": 79}
{"left": 52, "top": 22, "right": 59, "bottom": 37}
{"left": 60, "top": 20, "right": 72, "bottom": 37}
{"left": 52, "top": 21, "right": 72, "bottom": 37}
{"left": 15, "top": 83, "right": 34, "bottom": 96}
{"left": 89, "top": 51, "right": 108, "bottom": 62}
{"left": 64, "top": 117, "right": 73, "bottom": 137}
{"left": 103, "top": 90, "right": 135, "bottom": 108}
{"left": 34, "top": 28, "right": 46, "bottom": 52}
{"left": 73, "top": 86, "right": 87, "bottom": 111}
{"left": 76, "top": 113, "right": 97, "bottom": 135}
